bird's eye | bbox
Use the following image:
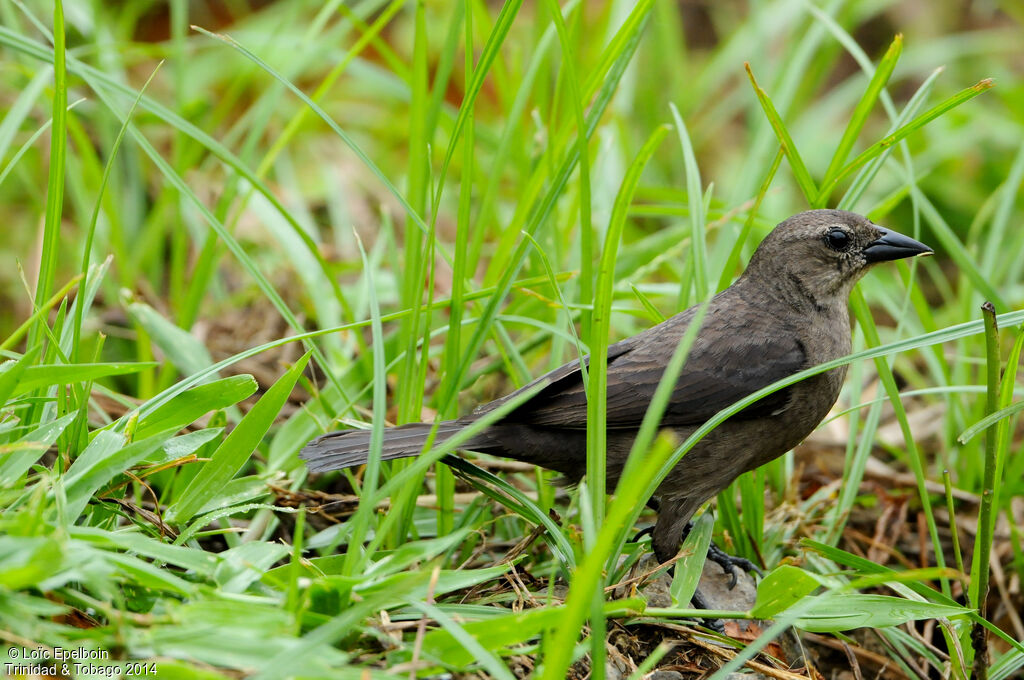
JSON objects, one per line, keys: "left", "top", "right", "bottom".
{"left": 825, "top": 228, "right": 851, "bottom": 251}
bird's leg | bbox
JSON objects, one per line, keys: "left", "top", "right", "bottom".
{"left": 628, "top": 525, "right": 654, "bottom": 543}
{"left": 689, "top": 589, "right": 726, "bottom": 634}
{"left": 626, "top": 497, "right": 660, "bottom": 543}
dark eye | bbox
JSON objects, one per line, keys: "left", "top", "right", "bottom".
{"left": 825, "top": 228, "right": 851, "bottom": 251}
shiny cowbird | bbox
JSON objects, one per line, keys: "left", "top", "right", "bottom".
{"left": 302, "top": 209, "right": 931, "bottom": 565}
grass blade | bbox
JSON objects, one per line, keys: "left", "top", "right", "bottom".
{"left": 744, "top": 62, "right": 817, "bottom": 204}
{"left": 29, "top": 0, "right": 66, "bottom": 353}
{"left": 821, "top": 78, "right": 994, "bottom": 200}
{"left": 587, "top": 124, "right": 670, "bottom": 531}
{"left": 669, "top": 103, "right": 708, "bottom": 302}
{"left": 816, "top": 34, "right": 903, "bottom": 207}
{"left": 169, "top": 350, "right": 311, "bottom": 524}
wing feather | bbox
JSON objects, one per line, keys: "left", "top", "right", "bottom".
{"left": 489, "top": 297, "right": 806, "bottom": 429}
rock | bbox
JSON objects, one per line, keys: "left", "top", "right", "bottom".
{"left": 647, "top": 671, "right": 685, "bottom": 680}
{"left": 614, "top": 553, "right": 811, "bottom": 680}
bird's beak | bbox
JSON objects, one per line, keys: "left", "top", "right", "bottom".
{"left": 863, "top": 227, "right": 933, "bottom": 263}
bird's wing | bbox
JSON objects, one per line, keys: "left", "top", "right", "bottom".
{"left": 487, "top": 303, "right": 806, "bottom": 429}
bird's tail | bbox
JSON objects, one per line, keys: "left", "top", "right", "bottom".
{"left": 300, "top": 419, "right": 478, "bottom": 472}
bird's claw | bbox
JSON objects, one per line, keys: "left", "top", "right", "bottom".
{"left": 690, "top": 588, "right": 726, "bottom": 633}
{"left": 629, "top": 525, "right": 655, "bottom": 544}
{"left": 706, "top": 541, "right": 762, "bottom": 589}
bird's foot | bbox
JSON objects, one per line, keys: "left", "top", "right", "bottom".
{"left": 674, "top": 520, "right": 762, "bottom": 589}
{"left": 706, "top": 541, "right": 762, "bottom": 590}
{"left": 690, "top": 588, "right": 726, "bottom": 634}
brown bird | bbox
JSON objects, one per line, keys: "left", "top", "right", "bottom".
{"left": 302, "top": 209, "right": 931, "bottom": 566}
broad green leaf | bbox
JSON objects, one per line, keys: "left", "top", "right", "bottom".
{"left": 0, "top": 536, "right": 63, "bottom": 589}
{"left": 751, "top": 564, "right": 825, "bottom": 619}
{"left": 364, "top": 528, "right": 474, "bottom": 578}
{"left": 70, "top": 526, "right": 217, "bottom": 574}
{"left": 63, "top": 431, "right": 175, "bottom": 519}
{"left": 251, "top": 570, "right": 436, "bottom": 680}
{"left": 358, "top": 564, "right": 514, "bottom": 610}
{"left": 669, "top": 512, "right": 713, "bottom": 607}
{"left": 101, "top": 550, "right": 196, "bottom": 596}
{"left": 216, "top": 542, "right": 290, "bottom": 593}
{"left": 420, "top": 599, "right": 645, "bottom": 669}
{"left": 160, "top": 428, "right": 224, "bottom": 462}
{"left": 135, "top": 374, "right": 257, "bottom": 440}
{"left": 792, "top": 593, "right": 969, "bottom": 632}
{"left": 0, "top": 412, "right": 76, "bottom": 486}
{"left": 0, "top": 346, "right": 41, "bottom": 406}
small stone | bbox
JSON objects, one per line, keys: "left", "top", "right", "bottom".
{"left": 647, "top": 671, "right": 685, "bottom": 680}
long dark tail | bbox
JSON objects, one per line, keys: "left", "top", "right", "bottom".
{"left": 300, "top": 419, "right": 480, "bottom": 472}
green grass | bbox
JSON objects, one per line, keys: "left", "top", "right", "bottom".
{"left": 1, "top": 1, "right": 1023, "bottom": 678}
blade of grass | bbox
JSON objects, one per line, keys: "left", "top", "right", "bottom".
{"left": 0, "top": 97, "right": 84, "bottom": 189}
{"left": 0, "top": 273, "right": 82, "bottom": 352}
{"left": 838, "top": 67, "right": 942, "bottom": 212}
{"left": 717, "top": 148, "right": 782, "bottom": 292}
{"left": 820, "top": 78, "right": 994, "bottom": 200}
{"left": 341, "top": 230, "right": 387, "bottom": 576}
{"left": 168, "top": 350, "right": 311, "bottom": 524}
{"left": 429, "top": 0, "right": 525, "bottom": 221}
{"left": 588, "top": 124, "right": 670, "bottom": 531}
{"left": 29, "top": 0, "right": 66, "bottom": 354}
{"left": 816, "top": 34, "right": 902, "bottom": 207}
{"left": 968, "top": 303, "right": 999, "bottom": 630}
{"left": 442, "top": 455, "right": 575, "bottom": 572}
{"left": 542, "top": 294, "right": 714, "bottom": 679}
{"left": 669, "top": 104, "right": 708, "bottom": 302}
{"left": 541, "top": 0, "right": 592, "bottom": 339}
{"left": 410, "top": 599, "right": 516, "bottom": 680}
{"left": 436, "top": 0, "right": 474, "bottom": 539}
{"left": 744, "top": 62, "right": 817, "bottom": 205}
{"left": 359, "top": 383, "right": 551, "bottom": 564}
{"left": 669, "top": 511, "right": 713, "bottom": 606}
{"left": 851, "top": 289, "right": 950, "bottom": 598}
{"left": 387, "top": 0, "right": 433, "bottom": 549}
{"left": 913, "top": 187, "right": 1006, "bottom": 308}
{"left": 83, "top": 81, "right": 346, "bottom": 404}
{"left": 73, "top": 63, "right": 160, "bottom": 364}
{"left": 437, "top": 0, "right": 655, "bottom": 412}
{"left": 191, "top": 26, "right": 436, "bottom": 242}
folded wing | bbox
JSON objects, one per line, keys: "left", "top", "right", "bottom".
{"left": 482, "top": 302, "right": 806, "bottom": 430}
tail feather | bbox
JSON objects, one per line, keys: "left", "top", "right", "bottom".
{"left": 300, "top": 420, "right": 472, "bottom": 472}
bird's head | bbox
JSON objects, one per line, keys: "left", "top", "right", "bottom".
{"left": 743, "top": 209, "right": 932, "bottom": 308}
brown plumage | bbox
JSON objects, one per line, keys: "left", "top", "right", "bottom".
{"left": 302, "top": 209, "right": 931, "bottom": 563}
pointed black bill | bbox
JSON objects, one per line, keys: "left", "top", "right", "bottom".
{"left": 863, "top": 227, "right": 933, "bottom": 263}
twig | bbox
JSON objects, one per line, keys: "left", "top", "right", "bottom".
{"left": 687, "top": 634, "right": 815, "bottom": 679}
{"left": 802, "top": 633, "right": 911, "bottom": 680}
{"left": 841, "top": 640, "right": 864, "bottom": 680}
